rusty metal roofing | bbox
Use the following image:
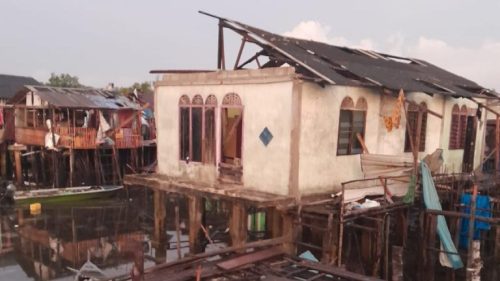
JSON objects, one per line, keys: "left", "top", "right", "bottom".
{"left": 201, "top": 11, "right": 498, "bottom": 99}
{"left": 10, "top": 85, "right": 141, "bottom": 110}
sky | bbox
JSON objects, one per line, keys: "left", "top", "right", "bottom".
{"left": 0, "top": 0, "right": 499, "bottom": 90}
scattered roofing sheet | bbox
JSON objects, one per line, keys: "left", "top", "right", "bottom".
{"left": 0, "top": 74, "right": 40, "bottom": 99}
{"left": 10, "top": 85, "right": 140, "bottom": 110}
{"left": 201, "top": 11, "right": 498, "bottom": 99}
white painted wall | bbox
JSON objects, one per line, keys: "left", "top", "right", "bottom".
{"left": 155, "top": 67, "right": 487, "bottom": 197}
{"left": 298, "top": 83, "right": 381, "bottom": 194}
{"left": 155, "top": 68, "right": 295, "bottom": 195}
{"left": 297, "top": 82, "right": 485, "bottom": 194}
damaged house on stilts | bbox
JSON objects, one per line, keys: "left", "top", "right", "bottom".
{"left": 7, "top": 85, "right": 155, "bottom": 189}
{"left": 125, "top": 12, "right": 500, "bottom": 281}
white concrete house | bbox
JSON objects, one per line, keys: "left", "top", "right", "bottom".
{"left": 153, "top": 14, "right": 499, "bottom": 199}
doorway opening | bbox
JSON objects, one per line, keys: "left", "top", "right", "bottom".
{"left": 220, "top": 93, "right": 243, "bottom": 183}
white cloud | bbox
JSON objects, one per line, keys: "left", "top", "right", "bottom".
{"left": 284, "top": 21, "right": 500, "bottom": 90}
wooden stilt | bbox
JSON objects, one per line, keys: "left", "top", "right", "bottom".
{"left": 188, "top": 195, "right": 203, "bottom": 254}
{"left": 14, "top": 149, "right": 22, "bottom": 186}
{"left": 321, "top": 213, "right": 336, "bottom": 264}
{"left": 94, "top": 149, "right": 101, "bottom": 185}
{"left": 229, "top": 202, "right": 247, "bottom": 250}
{"left": 282, "top": 213, "right": 296, "bottom": 256}
{"left": 69, "top": 148, "right": 74, "bottom": 187}
{"left": 175, "top": 204, "right": 182, "bottom": 260}
{"left": 153, "top": 190, "right": 166, "bottom": 261}
{"left": 495, "top": 225, "right": 500, "bottom": 259}
{"left": 0, "top": 143, "right": 6, "bottom": 178}
{"left": 496, "top": 116, "right": 500, "bottom": 171}
{"left": 267, "top": 208, "right": 283, "bottom": 238}
{"left": 52, "top": 150, "right": 59, "bottom": 188}
{"left": 466, "top": 185, "right": 478, "bottom": 281}
{"left": 426, "top": 214, "right": 437, "bottom": 281}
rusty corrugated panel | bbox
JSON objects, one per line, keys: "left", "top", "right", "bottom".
{"left": 24, "top": 85, "right": 140, "bottom": 109}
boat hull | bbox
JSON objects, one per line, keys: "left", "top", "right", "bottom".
{"left": 14, "top": 186, "right": 123, "bottom": 205}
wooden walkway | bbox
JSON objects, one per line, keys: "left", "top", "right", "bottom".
{"left": 124, "top": 173, "right": 295, "bottom": 208}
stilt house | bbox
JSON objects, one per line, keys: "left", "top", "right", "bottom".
{"left": 126, "top": 13, "right": 500, "bottom": 274}
{"left": 9, "top": 85, "right": 144, "bottom": 187}
{"left": 146, "top": 13, "right": 499, "bottom": 198}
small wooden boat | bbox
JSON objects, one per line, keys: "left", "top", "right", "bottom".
{"left": 14, "top": 185, "right": 123, "bottom": 205}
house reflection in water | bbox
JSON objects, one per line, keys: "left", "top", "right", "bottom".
{"left": 0, "top": 187, "right": 192, "bottom": 281}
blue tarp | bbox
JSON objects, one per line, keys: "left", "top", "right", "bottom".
{"left": 421, "top": 162, "right": 464, "bottom": 269}
{"left": 459, "top": 194, "right": 491, "bottom": 249}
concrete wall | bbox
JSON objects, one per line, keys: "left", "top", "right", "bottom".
{"left": 439, "top": 97, "right": 485, "bottom": 173}
{"left": 297, "top": 83, "right": 382, "bottom": 194}
{"left": 155, "top": 68, "right": 296, "bottom": 195}
{"left": 297, "top": 82, "right": 486, "bottom": 194}
{"left": 155, "top": 67, "right": 487, "bottom": 196}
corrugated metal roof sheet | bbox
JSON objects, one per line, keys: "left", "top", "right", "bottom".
{"left": 11, "top": 85, "right": 140, "bottom": 110}
{"left": 203, "top": 12, "right": 498, "bottom": 99}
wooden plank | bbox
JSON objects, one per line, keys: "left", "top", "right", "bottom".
{"left": 216, "top": 246, "right": 284, "bottom": 270}
{"left": 298, "top": 259, "right": 385, "bottom": 281}
{"left": 142, "top": 236, "right": 286, "bottom": 275}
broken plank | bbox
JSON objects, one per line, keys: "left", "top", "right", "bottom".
{"left": 217, "top": 246, "right": 284, "bottom": 270}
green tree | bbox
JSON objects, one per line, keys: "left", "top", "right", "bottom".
{"left": 119, "top": 81, "right": 153, "bottom": 95}
{"left": 46, "top": 73, "right": 83, "bottom": 88}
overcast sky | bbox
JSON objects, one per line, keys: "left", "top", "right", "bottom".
{"left": 1, "top": 0, "right": 499, "bottom": 90}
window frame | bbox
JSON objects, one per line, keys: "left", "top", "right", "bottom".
{"left": 221, "top": 93, "right": 244, "bottom": 164}
{"left": 179, "top": 95, "right": 191, "bottom": 161}
{"left": 336, "top": 97, "right": 367, "bottom": 156}
{"left": 178, "top": 94, "right": 218, "bottom": 164}
{"left": 449, "top": 104, "right": 468, "bottom": 150}
{"left": 203, "top": 95, "right": 217, "bottom": 164}
{"left": 404, "top": 102, "right": 427, "bottom": 152}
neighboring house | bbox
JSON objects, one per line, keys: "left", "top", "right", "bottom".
{"left": 0, "top": 74, "right": 40, "bottom": 105}
{"left": 8, "top": 85, "right": 144, "bottom": 187}
{"left": 0, "top": 74, "right": 40, "bottom": 138}
{"left": 124, "top": 14, "right": 500, "bottom": 274}
{"left": 0, "top": 74, "right": 40, "bottom": 178}
{"left": 151, "top": 14, "right": 499, "bottom": 199}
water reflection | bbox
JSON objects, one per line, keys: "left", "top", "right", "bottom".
{"left": 0, "top": 188, "right": 162, "bottom": 281}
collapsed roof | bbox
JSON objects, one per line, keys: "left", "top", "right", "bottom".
{"left": 9, "top": 85, "right": 141, "bottom": 110}
{"left": 0, "top": 74, "right": 40, "bottom": 99}
{"left": 201, "top": 11, "right": 497, "bottom": 99}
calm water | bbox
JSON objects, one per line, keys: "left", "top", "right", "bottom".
{"left": 0, "top": 187, "right": 195, "bottom": 281}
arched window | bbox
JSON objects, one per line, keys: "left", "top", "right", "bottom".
{"left": 191, "top": 95, "right": 204, "bottom": 162}
{"left": 337, "top": 97, "right": 366, "bottom": 155}
{"left": 204, "top": 95, "right": 217, "bottom": 164}
{"left": 404, "top": 102, "right": 427, "bottom": 152}
{"left": 179, "top": 94, "right": 216, "bottom": 162}
{"left": 460, "top": 105, "right": 468, "bottom": 148}
{"left": 222, "top": 93, "right": 242, "bottom": 106}
{"left": 179, "top": 95, "right": 190, "bottom": 160}
{"left": 449, "top": 104, "right": 468, "bottom": 149}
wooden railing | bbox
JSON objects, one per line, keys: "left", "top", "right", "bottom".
{"left": 15, "top": 127, "right": 48, "bottom": 146}
{"left": 15, "top": 126, "right": 142, "bottom": 149}
{"left": 54, "top": 127, "right": 97, "bottom": 149}
{"left": 115, "top": 128, "right": 142, "bottom": 148}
